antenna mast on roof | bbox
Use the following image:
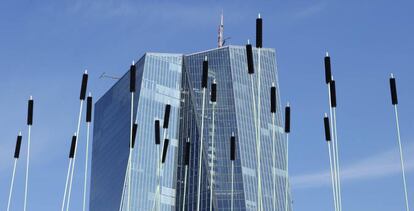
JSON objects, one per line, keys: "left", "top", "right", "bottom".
{"left": 218, "top": 11, "right": 224, "bottom": 47}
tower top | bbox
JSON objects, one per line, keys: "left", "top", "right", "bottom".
{"left": 218, "top": 11, "right": 224, "bottom": 47}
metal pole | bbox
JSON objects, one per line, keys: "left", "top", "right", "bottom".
{"left": 284, "top": 104, "right": 291, "bottom": 211}
{"left": 127, "top": 62, "right": 136, "bottom": 211}
{"left": 66, "top": 102, "right": 84, "bottom": 211}
{"left": 393, "top": 105, "right": 410, "bottom": 211}
{"left": 209, "top": 103, "right": 216, "bottom": 211}
{"left": 285, "top": 133, "right": 290, "bottom": 211}
{"left": 270, "top": 84, "right": 277, "bottom": 210}
{"left": 119, "top": 161, "right": 129, "bottom": 211}
{"left": 230, "top": 133, "right": 236, "bottom": 211}
{"left": 256, "top": 14, "right": 263, "bottom": 210}
{"left": 196, "top": 88, "right": 206, "bottom": 211}
{"left": 231, "top": 161, "right": 234, "bottom": 211}
{"left": 332, "top": 106, "right": 342, "bottom": 211}
{"left": 7, "top": 133, "right": 22, "bottom": 211}
{"left": 67, "top": 70, "right": 88, "bottom": 211}
{"left": 197, "top": 57, "right": 209, "bottom": 211}
{"left": 327, "top": 83, "right": 339, "bottom": 211}
{"left": 182, "top": 166, "right": 188, "bottom": 211}
{"left": 158, "top": 129, "right": 167, "bottom": 211}
{"left": 256, "top": 46, "right": 263, "bottom": 211}
{"left": 328, "top": 142, "right": 337, "bottom": 211}
{"left": 390, "top": 74, "right": 410, "bottom": 211}
{"left": 7, "top": 159, "right": 18, "bottom": 211}
{"left": 127, "top": 94, "right": 134, "bottom": 211}
{"left": 61, "top": 159, "right": 73, "bottom": 211}
{"left": 82, "top": 121, "right": 91, "bottom": 211}
{"left": 63, "top": 134, "right": 77, "bottom": 211}
{"left": 247, "top": 41, "right": 260, "bottom": 211}
{"left": 83, "top": 94, "right": 92, "bottom": 211}
{"left": 209, "top": 80, "right": 217, "bottom": 211}
{"left": 182, "top": 140, "right": 190, "bottom": 211}
{"left": 24, "top": 96, "right": 34, "bottom": 211}
{"left": 324, "top": 114, "right": 337, "bottom": 211}
{"left": 272, "top": 112, "right": 276, "bottom": 210}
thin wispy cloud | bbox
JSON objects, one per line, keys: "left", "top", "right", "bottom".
{"left": 291, "top": 143, "right": 414, "bottom": 189}
{"left": 292, "top": 1, "right": 328, "bottom": 19}
{"left": 66, "top": 0, "right": 222, "bottom": 24}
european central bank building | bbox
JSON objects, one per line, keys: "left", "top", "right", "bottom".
{"left": 90, "top": 45, "right": 290, "bottom": 211}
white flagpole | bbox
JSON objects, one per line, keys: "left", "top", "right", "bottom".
{"left": 66, "top": 70, "right": 88, "bottom": 211}
{"left": 230, "top": 133, "right": 236, "bottom": 211}
{"left": 390, "top": 74, "right": 410, "bottom": 211}
{"left": 127, "top": 62, "right": 136, "bottom": 211}
{"left": 209, "top": 80, "right": 217, "bottom": 211}
{"left": 62, "top": 134, "right": 77, "bottom": 211}
{"left": 324, "top": 114, "right": 338, "bottom": 211}
{"left": 119, "top": 161, "right": 129, "bottom": 211}
{"left": 182, "top": 140, "right": 190, "bottom": 211}
{"left": 256, "top": 14, "right": 263, "bottom": 210}
{"left": 24, "top": 96, "right": 34, "bottom": 211}
{"left": 247, "top": 39, "right": 261, "bottom": 211}
{"left": 270, "top": 84, "right": 277, "bottom": 210}
{"left": 82, "top": 93, "right": 93, "bottom": 211}
{"left": 7, "top": 159, "right": 18, "bottom": 211}
{"left": 196, "top": 57, "right": 208, "bottom": 211}
{"left": 7, "top": 133, "right": 22, "bottom": 211}
{"left": 324, "top": 53, "right": 340, "bottom": 211}
{"left": 284, "top": 104, "right": 291, "bottom": 211}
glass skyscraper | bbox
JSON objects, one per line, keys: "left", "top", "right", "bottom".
{"left": 90, "top": 46, "right": 290, "bottom": 211}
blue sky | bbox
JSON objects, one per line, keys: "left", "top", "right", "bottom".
{"left": 0, "top": 0, "right": 413, "bottom": 210}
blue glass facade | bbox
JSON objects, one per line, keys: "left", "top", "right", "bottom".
{"left": 90, "top": 46, "right": 290, "bottom": 211}
{"left": 178, "top": 46, "right": 290, "bottom": 211}
{"left": 91, "top": 53, "right": 183, "bottom": 211}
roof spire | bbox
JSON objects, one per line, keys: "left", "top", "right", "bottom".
{"left": 218, "top": 10, "right": 224, "bottom": 47}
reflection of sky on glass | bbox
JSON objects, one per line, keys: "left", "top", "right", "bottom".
{"left": 0, "top": 1, "right": 413, "bottom": 210}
